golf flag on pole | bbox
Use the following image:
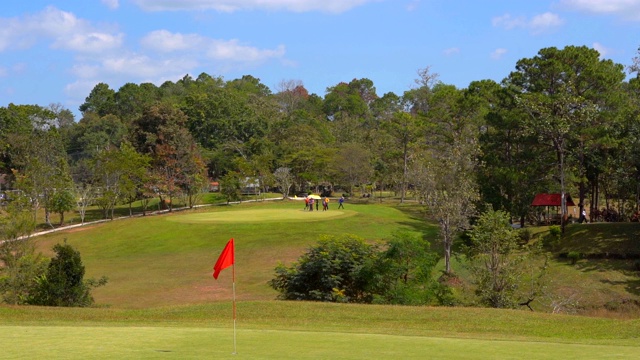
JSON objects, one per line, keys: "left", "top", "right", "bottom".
{"left": 212, "top": 238, "right": 237, "bottom": 354}
{"left": 213, "top": 238, "right": 234, "bottom": 279}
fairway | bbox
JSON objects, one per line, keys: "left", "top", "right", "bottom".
{"left": 3, "top": 325, "right": 639, "bottom": 360}
{"left": 5, "top": 201, "right": 640, "bottom": 359}
{"left": 166, "top": 208, "right": 352, "bottom": 223}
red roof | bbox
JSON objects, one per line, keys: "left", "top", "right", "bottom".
{"left": 531, "top": 193, "right": 575, "bottom": 207}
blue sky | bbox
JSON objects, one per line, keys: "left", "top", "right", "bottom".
{"left": 2, "top": 0, "right": 640, "bottom": 119}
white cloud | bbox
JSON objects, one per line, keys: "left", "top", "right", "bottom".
{"left": 53, "top": 32, "right": 124, "bottom": 53}
{"left": 443, "top": 47, "right": 460, "bottom": 56}
{"left": 132, "top": 0, "right": 379, "bottom": 13}
{"left": 560, "top": 0, "right": 640, "bottom": 20}
{"left": 529, "top": 12, "right": 565, "bottom": 33}
{"left": 492, "top": 14, "right": 527, "bottom": 30}
{"left": 102, "top": 0, "right": 120, "bottom": 10}
{"left": 141, "top": 29, "right": 286, "bottom": 63}
{"left": 0, "top": 6, "right": 123, "bottom": 53}
{"left": 492, "top": 12, "right": 564, "bottom": 33}
{"left": 592, "top": 42, "right": 611, "bottom": 57}
{"left": 3, "top": 6, "right": 290, "bottom": 109}
{"left": 491, "top": 48, "right": 508, "bottom": 60}
{"left": 206, "top": 40, "right": 286, "bottom": 62}
{"left": 141, "top": 30, "right": 205, "bottom": 52}
{"left": 71, "top": 53, "right": 200, "bottom": 80}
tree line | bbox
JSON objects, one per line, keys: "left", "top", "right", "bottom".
{"left": 1, "top": 45, "right": 640, "bottom": 256}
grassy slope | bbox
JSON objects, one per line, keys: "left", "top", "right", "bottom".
{"left": 4, "top": 200, "right": 640, "bottom": 357}
{"left": 536, "top": 223, "right": 640, "bottom": 315}
{"left": 2, "top": 302, "right": 639, "bottom": 359}
{"left": 32, "top": 200, "right": 425, "bottom": 308}
{"left": 24, "top": 201, "right": 640, "bottom": 313}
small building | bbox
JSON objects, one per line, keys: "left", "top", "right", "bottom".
{"left": 531, "top": 193, "right": 576, "bottom": 224}
{"left": 241, "top": 177, "right": 260, "bottom": 195}
{"left": 209, "top": 181, "right": 220, "bottom": 192}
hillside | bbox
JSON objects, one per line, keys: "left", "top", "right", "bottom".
{"left": 17, "top": 200, "right": 640, "bottom": 317}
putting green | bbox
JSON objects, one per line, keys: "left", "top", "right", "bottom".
{"left": 166, "top": 209, "right": 351, "bottom": 224}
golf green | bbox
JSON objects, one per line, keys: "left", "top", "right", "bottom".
{"left": 166, "top": 208, "right": 352, "bottom": 223}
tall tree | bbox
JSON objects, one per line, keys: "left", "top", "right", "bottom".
{"left": 133, "top": 104, "right": 199, "bottom": 211}
{"left": 413, "top": 83, "right": 481, "bottom": 275}
{"left": 79, "top": 83, "right": 116, "bottom": 117}
{"left": 11, "top": 128, "right": 73, "bottom": 227}
{"left": 507, "top": 46, "right": 625, "bottom": 230}
{"left": 0, "top": 194, "right": 45, "bottom": 305}
{"left": 465, "top": 209, "right": 547, "bottom": 309}
{"left": 113, "top": 82, "right": 159, "bottom": 123}
{"left": 381, "top": 111, "right": 422, "bottom": 202}
{"left": 333, "top": 142, "right": 373, "bottom": 196}
{"left": 476, "top": 81, "right": 554, "bottom": 226}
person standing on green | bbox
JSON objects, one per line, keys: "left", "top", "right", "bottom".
{"left": 338, "top": 196, "right": 344, "bottom": 209}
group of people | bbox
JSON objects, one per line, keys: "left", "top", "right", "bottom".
{"left": 304, "top": 195, "right": 344, "bottom": 211}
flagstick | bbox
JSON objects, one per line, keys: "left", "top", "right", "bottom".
{"left": 232, "top": 262, "right": 237, "bottom": 355}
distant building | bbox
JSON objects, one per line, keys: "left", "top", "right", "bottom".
{"left": 209, "top": 181, "right": 220, "bottom": 192}
{"left": 241, "top": 177, "right": 260, "bottom": 195}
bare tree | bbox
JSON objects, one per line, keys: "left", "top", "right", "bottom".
{"left": 274, "top": 167, "right": 294, "bottom": 199}
{"left": 275, "top": 79, "right": 307, "bottom": 114}
{"left": 75, "top": 184, "right": 96, "bottom": 224}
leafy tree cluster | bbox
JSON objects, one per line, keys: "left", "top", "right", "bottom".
{"left": 27, "top": 241, "right": 107, "bottom": 307}
{"left": 0, "top": 200, "right": 106, "bottom": 306}
{"left": 270, "top": 232, "right": 448, "bottom": 305}
{"left": 1, "top": 44, "right": 640, "bottom": 281}
{"left": 464, "top": 209, "right": 547, "bottom": 309}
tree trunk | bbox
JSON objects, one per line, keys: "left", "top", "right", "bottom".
{"left": 45, "top": 208, "right": 53, "bottom": 228}
{"left": 401, "top": 142, "right": 408, "bottom": 204}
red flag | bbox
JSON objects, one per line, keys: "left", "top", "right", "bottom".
{"left": 213, "top": 238, "right": 234, "bottom": 279}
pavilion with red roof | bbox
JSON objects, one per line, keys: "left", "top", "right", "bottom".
{"left": 531, "top": 193, "right": 576, "bottom": 224}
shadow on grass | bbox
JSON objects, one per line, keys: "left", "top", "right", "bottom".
{"left": 571, "top": 259, "right": 640, "bottom": 296}
{"left": 393, "top": 204, "right": 443, "bottom": 253}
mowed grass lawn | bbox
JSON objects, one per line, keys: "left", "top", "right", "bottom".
{"left": 2, "top": 301, "right": 640, "bottom": 359}
{"left": 31, "top": 200, "right": 425, "bottom": 308}
{"left": 3, "top": 200, "right": 640, "bottom": 359}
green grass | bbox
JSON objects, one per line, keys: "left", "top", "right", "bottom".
{"left": 2, "top": 302, "right": 640, "bottom": 359}
{"left": 31, "top": 200, "right": 426, "bottom": 308}
{"left": 556, "top": 222, "right": 640, "bottom": 256}
{"left": 5, "top": 201, "right": 640, "bottom": 358}
{"left": 4, "top": 325, "right": 638, "bottom": 359}
{"left": 23, "top": 202, "right": 640, "bottom": 312}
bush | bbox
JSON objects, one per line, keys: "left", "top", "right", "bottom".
{"left": 270, "top": 234, "right": 378, "bottom": 303}
{"left": 27, "top": 241, "right": 107, "bottom": 307}
{"left": 543, "top": 225, "right": 562, "bottom": 249}
{"left": 548, "top": 225, "right": 561, "bottom": 238}
{"left": 518, "top": 228, "right": 533, "bottom": 244}
{"left": 270, "top": 231, "right": 445, "bottom": 305}
{"left": 567, "top": 251, "right": 581, "bottom": 265}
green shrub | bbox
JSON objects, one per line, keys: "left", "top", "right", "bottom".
{"left": 27, "top": 241, "right": 107, "bottom": 307}
{"left": 270, "top": 234, "right": 378, "bottom": 303}
{"left": 270, "top": 231, "right": 443, "bottom": 306}
{"left": 548, "top": 226, "right": 562, "bottom": 238}
{"left": 543, "top": 226, "right": 562, "bottom": 249}
{"left": 518, "top": 228, "right": 533, "bottom": 244}
{"left": 567, "top": 251, "right": 581, "bottom": 265}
